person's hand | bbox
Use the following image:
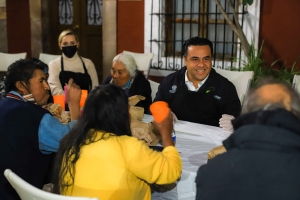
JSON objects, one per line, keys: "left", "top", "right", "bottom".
{"left": 66, "top": 78, "right": 81, "bottom": 105}
{"left": 219, "top": 114, "right": 235, "bottom": 132}
{"left": 153, "top": 112, "right": 174, "bottom": 147}
{"left": 66, "top": 78, "right": 81, "bottom": 120}
{"left": 171, "top": 111, "right": 178, "bottom": 123}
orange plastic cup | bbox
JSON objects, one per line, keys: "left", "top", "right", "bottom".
{"left": 150, "top": 101, "right": 170, "bottom": 123}
{"left": 80, "top": 90, "right": 88, "bottom": 108}
{"left": 53, "top": 95, "right": 65, "bottom": 110}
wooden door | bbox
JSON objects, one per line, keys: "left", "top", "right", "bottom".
{"left": 48, "top": 0, "right": 103, "bottom": 82}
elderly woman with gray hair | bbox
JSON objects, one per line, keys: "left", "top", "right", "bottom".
{"left": 102, "top": 53, "right": 152, "bottom": 113}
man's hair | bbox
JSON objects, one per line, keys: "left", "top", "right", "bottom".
{"left": 4, "top": 58, "right": 48, "bottom": 94}
{"left": 182, "top": 37, "right": 213, "bottom": 57}
{"left": 242, "top": 77, "right": 300, "bottom": 119}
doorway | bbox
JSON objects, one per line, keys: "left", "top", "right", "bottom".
{"left": 47, "top": 0, "right": 103, "bottom": 82}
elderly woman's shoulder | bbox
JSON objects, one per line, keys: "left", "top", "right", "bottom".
{"left": 102, "top": 75, "right": 112, "bottom": 85}
{"left": 135, "top": 70, "right": 148, "bottom": 80}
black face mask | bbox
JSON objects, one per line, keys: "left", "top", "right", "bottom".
{"left": 62, "top": 45, "right": 77, "bottom": 58}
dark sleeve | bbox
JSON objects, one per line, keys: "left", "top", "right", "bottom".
{"left": 129, "top": 72, "right": 152, "bottom": 114}
{"left": 102, "top": 75, "right": 112, "bottom": 85}
{"left": 153, "top": 77, "right": 168, "bottom": 102}
{"left": 135, "top": 79, "right": 152, "bottom": 114}
{"left": 220, "top": 82, "right": 241, "bottom": 117}
{"left": 195, "top": 165, "right": 203, "bottom": 200}
{"left": 154, "top": 70, "right": 182, "bottom": 102}
{"left": 195, "top": 164, "right": 210, "bottom": 200}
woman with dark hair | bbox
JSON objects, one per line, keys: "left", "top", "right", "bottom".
{"left": 54, "top": 84, "right": 182, "bottom": 200}
{"left": 0, "top": 58, "right": 81, "bottom": 200}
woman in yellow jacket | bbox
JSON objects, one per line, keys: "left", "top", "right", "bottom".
{"left": 53, "top": 84, "right": 182, "bottom": 200}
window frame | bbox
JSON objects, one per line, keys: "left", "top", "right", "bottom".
{"left": 164, "top": 0, "right": 240, "bottom": 61}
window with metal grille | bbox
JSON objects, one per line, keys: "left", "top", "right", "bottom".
{"left": 149, "top": 0, "right": 246, "bottom": 70}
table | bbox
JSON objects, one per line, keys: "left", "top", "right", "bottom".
{"left": 142, "top": 115, "right": 231, "bottom": 200}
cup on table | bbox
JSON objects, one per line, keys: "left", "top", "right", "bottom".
{"left": 53, "top": 95, "right": 65, "bottom": 110}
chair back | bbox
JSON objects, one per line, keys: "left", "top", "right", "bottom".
{"left": 0, "top": 52, "right": 27, "bottom": 71}
{"left": 39, "top": 53, "right": 61, "bottom": 64}
{"left": 148, "top": 80, "right": 160, "bottom": 101}
{"left": 214, "top": 68, "right": 254, "bottom": 105}
{"left": 123, "top": 51, "right": 154, "bottom": 78}
{"left": 4, "top": 169, "right": 99, "bottom": 200}
{"left": 292, "top": 75, "right": 300, "bottom": 94}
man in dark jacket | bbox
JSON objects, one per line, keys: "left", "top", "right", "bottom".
{"left": 195, "top": 77, "right": 300, "bottom": 200}
{"left": 154, "top": 37, "right": 241, "bottom": 127}
{"left": 0, "top": 59, "right": 81, "bottom": 200}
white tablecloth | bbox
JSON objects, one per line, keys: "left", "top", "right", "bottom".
{"left": 142, "top": 115, "right": 231, "bottom": 200}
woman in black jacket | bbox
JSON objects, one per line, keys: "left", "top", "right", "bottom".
{"left": 102, "top": 53, "right": 152, "bottom": 113}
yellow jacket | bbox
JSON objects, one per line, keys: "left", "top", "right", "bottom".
{"left": 62, "top": 132, "right": 182, "bottom": 200}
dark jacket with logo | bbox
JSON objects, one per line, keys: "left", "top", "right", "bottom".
{"left": 154, "top": 67, "right": 241, "bottom": 126}
{"left": 196, "top": 108, "right": 300, "bottom": 200}
{"left": 0, "top": 98, "right": 54, "bottom": 200}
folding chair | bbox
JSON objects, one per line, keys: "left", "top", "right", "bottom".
{"left": 39, "top": 53, "right": 61, "bottom": 65}
{"left": 4, "top": 169, "right": 99, "bottom": 200}
{"left": 0, "top": 52, "right": 27, "bottom": 72}
{"left": 123, "top": 51, "right": 154, "bottom": 79}
{"left": 214, "top": 68, "right": 254, "bottom": 106}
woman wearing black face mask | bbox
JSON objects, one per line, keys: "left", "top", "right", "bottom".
{"left": 48, "top": 29, "right": 99, "bottom": 97}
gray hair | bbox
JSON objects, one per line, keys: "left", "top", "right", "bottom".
{"left": 242, "top": 77, "right": 300, "bottom": 120}
{"left": 112, "top": 53, "right": 137, "bottom": 77}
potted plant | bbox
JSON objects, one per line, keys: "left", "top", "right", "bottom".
{"left": 230, "top": 41, "right": 300, "bottom": 86}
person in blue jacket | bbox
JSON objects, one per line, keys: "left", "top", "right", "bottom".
{"left": 0, "top": 58, "right": 81, "bottom": 200}
{"left": 154, "top": 37, "right": 241, "bottom": 127}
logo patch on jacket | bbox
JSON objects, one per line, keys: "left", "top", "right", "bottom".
{"left": 214, "top": 95, "right": 221, "bottom": 100}
{"left": 169, "top": 85, "right": 177, "bottom": 93}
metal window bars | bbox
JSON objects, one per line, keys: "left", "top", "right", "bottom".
{"left": 149, "top": 0, "right": 247, "bottom": 71}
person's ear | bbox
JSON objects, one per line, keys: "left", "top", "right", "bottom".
{"left": 77, "top": 42, "right": 80, "bottom": 48}
{"left": 59, "top": 43, "right": 62, "bottom": 50}
{"left": 15, "top": 81, "right": 27, "bottom": 94}
{"left": 183, "top": 56, "right": 187, "bottom": 65}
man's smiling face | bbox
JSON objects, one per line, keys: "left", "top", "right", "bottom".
{"left": 184, "top": 45, "right": 212, "bottom": 86}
